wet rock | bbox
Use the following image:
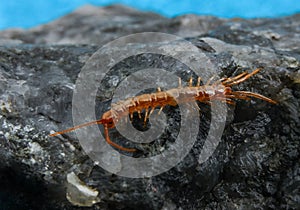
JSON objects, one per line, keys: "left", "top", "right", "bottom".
{"left": 0, "top": 4, "right": 299, "bottom": 210}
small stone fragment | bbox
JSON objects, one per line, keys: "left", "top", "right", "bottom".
{"left": 66, "top": 172, "right": 100, "bottom": 207}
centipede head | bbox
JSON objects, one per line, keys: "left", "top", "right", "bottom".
{"left": 100, "top": 110, "right": 116, "bottom": 128}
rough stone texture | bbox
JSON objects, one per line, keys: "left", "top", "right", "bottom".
{"left": 0, "top": 4, "right": 299, "bottom": 210}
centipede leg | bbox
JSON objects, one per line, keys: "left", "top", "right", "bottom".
{"left": 144, "top": 108, "right": 149, "bottom": 126}
{"left": 225, "top": 68, "right": 261, "bottom": 86}
{"left": 158, "top": 106, "right": 164, "bottom": 115}
{"left": 206, "top": 75, "right": 216, "bottom": 85}
{"left": 178, "top": 77, "right": 182, "bottom": 88}
{"left": 222, "top": 72, "right": 247, "bottom": 85}
{"left": 49, "top": 120, "right": 103, "bottom": 137}
{"left": 196, "top": 77, "right": 201, "bottom": 87}
{"left": 104, "top": 124, "right": 136, "bottom": 152}
{"left": 189, "top": 77, "right": 193, "bottom": 87}
{"left": 130, "top": 112, "right": 134, "bottom": 122}
{"left": 149, "top": 107, "right": 155, "bottom": 116}
{"left": 138, "top": 110, "right": 142, "bottom": 119}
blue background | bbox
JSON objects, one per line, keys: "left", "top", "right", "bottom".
{"left": 0, "top": 0, "right": 300, "bottom": 29}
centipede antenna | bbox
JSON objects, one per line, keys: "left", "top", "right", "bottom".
{"left": 49, "top": 119, "right": 103, "bottom": 137}
{"left": 189, "top": 77, "right": 193, "bottom": 87}
{"left": 196, "top": 77, "right": 201, "bottom": 87}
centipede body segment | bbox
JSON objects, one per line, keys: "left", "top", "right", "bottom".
{"left": 49, "top": 68, "right": 277, "bottom": 152}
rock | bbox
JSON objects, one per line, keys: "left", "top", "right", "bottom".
{"left": 0, "top": 4, "right": 299, "bottom": 210}
{"left": 66, "top": 172, "right": 100, "bottom": 207}
{"left": 0, "top": 4, "right": 225, "bottom": 45}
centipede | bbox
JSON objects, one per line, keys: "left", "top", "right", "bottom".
{"left": 49, "top": 68, "right": 277, "bottom": 152}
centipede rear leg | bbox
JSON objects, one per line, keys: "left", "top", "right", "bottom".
{"left": 231, "top": 91, "right": 277, "bottom": 104}
{"left": 224, "top": 68, "right": 261, "bottom": 86}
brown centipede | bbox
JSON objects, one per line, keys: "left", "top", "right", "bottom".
{"left": 49, "top": 68, "right": 277, "bottom": 152}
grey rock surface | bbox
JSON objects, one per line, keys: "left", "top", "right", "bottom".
{"left": 0, "top": 4, "right": 299, "bottom": 210}
{"left": 0, "top": 4, "right": 225, "bottom": 45}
